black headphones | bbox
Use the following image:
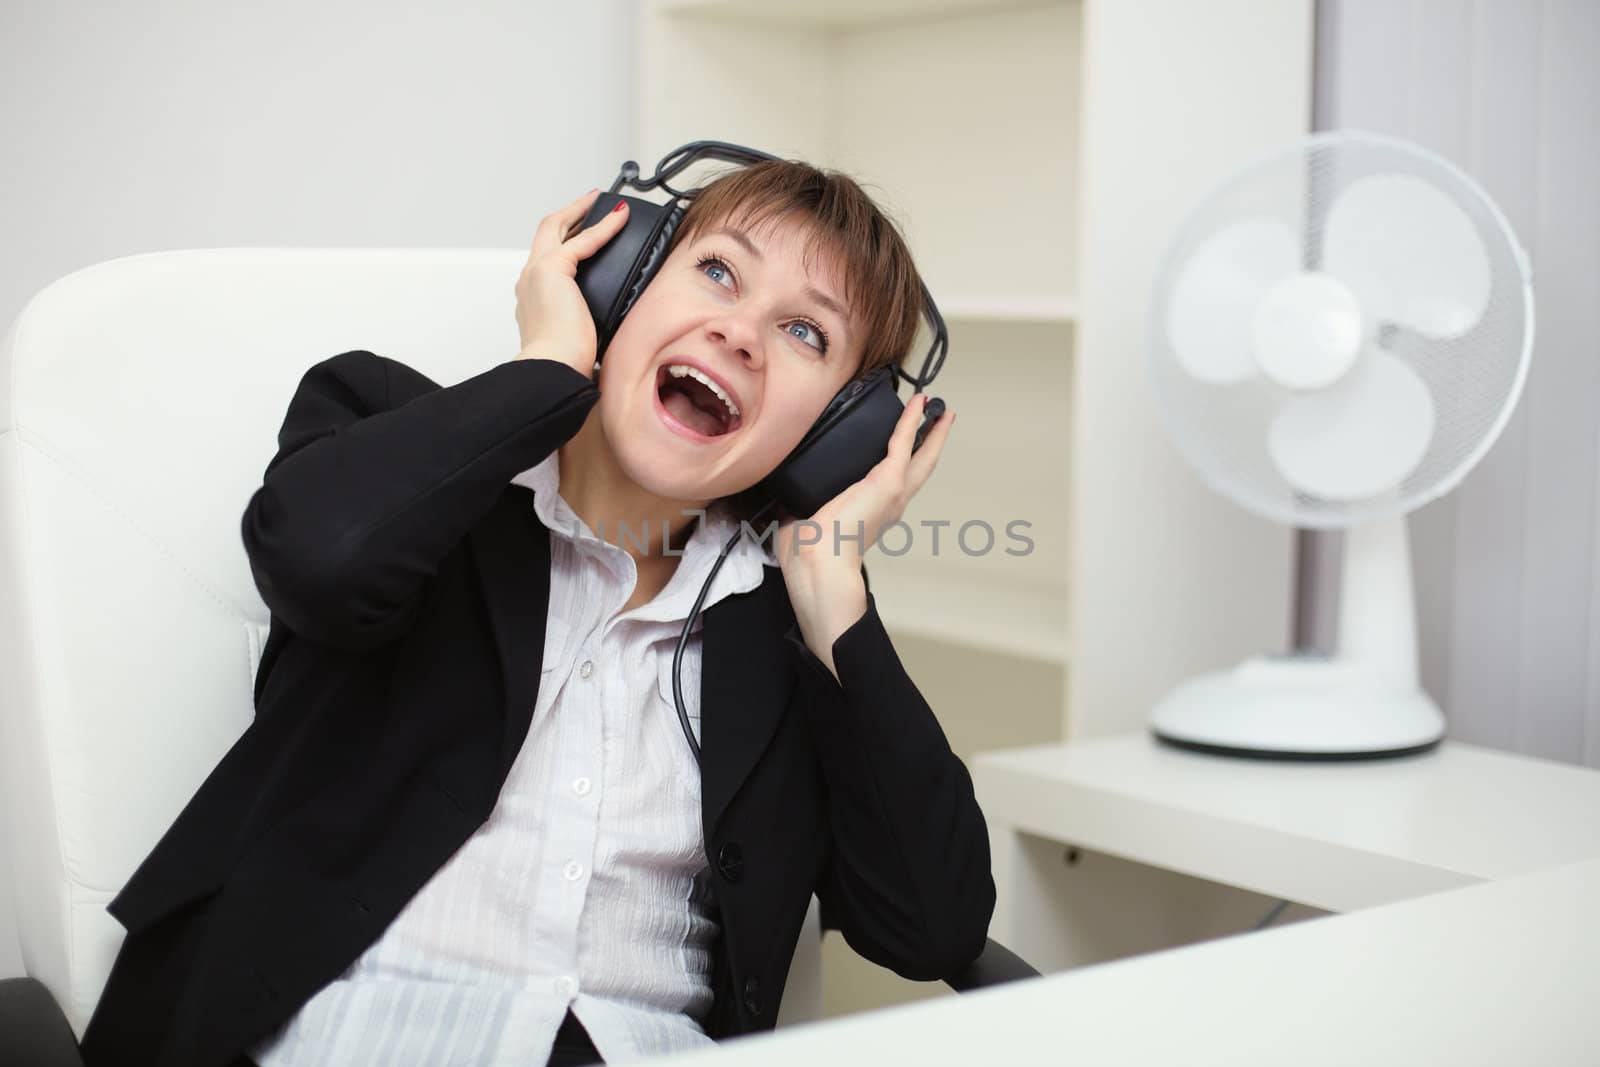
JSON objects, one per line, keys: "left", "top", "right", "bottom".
{"left": 572, "top": 139, "right": 949, "bottom": 521}
{"left": 570, "top": 140, "right": 951, "bottom": 762}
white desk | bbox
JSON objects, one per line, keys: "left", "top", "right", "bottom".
{"left": 973, "top": 732, "right": 1600, "bottom": 917}
{"left": 650, "top": 733, "right": 1600, "bottom": 1063}
{"left": 655, "top": 857, "right": 1600, "bottom": 1065}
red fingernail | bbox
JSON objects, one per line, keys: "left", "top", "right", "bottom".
{"left": 612, "top": 200, "right": 627, "bottom": 213}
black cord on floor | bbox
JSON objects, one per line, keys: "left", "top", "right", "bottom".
{"left": 1252, "top": 899, "right": 1292, "bottom": 931}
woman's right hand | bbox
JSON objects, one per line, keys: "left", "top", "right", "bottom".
{"left": 514, "top": 188, "right": 631, "bottom": 378}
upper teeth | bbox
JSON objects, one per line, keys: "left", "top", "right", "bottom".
{"left": 667, "top": 364, "right": 740, "bottom": 421}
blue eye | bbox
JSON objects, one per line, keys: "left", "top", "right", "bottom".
{"left": 787, "top": 321, "right": 827, "bottom": 352}
{"left": 696, "top": 254, "right": 733, "bottom": 289}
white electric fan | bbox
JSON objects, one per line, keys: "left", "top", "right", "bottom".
{"left": 1147, "top": 130, "right": 1534, "bottom": 760}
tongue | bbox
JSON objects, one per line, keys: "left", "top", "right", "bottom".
{"left": 662, "top": 384, "right": 726, "bottom": 437}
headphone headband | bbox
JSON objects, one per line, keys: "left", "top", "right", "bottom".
{"left": 605, "top": 140, "right": 948, "bottom": 393}
{"left": 609, "top": 140, "right": 780, "bottom": 198}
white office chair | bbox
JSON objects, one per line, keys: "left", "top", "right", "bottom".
{"left": 0, "top": 249, "right": 1031, "bottom": 1064}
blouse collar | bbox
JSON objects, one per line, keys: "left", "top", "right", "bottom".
{"left": 510, "top": 450, "right": 779, "bottom": 626}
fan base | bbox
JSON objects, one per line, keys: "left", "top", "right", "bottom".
{"left": 1148, "top": 652, "right": 1445, "bottom": 762}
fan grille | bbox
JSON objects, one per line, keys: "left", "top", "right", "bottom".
{"left": 1147, "top": 130, "right": 1533, "bottom": 530}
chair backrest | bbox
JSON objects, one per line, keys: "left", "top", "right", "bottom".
{"left": 0, "top": 248, "right": 823, "bottom": 1037}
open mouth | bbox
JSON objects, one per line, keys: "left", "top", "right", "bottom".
{"left": 655, "top": 363, "right": 743, "bottom": 440}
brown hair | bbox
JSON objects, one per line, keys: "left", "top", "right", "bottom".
{"left": 668, "top": 159, "right": 926, "bottom": 384}
{"left": 668, "top": 160, "right": 929, "bottom": 533}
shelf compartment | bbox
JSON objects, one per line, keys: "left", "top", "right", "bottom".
{"left": 938, "top": 296, "right": 1077, "bottom": 324}
{"left": 641, "top": 0, "right": 1081, "bottom": 308}
{"left": 866, "top": 557, "right": 1069, "bottom": 666}
{"left": 658, "top": 0, "right": 1070, "bottom": 31}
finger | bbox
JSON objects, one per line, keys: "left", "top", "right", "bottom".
{"left": 883, "top": 392, "right": 931, "bottom": 469}
{"left": 562, "top": 199, "right": 630, "bottom": 261}
{"left": 530, "top": 189, "right": 603, "bottom": 257}
{"left": 556, "top": 188, "right": 608, "bottom": 240}
{"left": 905, "top": 408, "right": 954, "bottom": 495}
{"left": 863, "top": 394, "right": 933, "bottom": 503}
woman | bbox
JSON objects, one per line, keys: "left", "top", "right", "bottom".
{"left": 81, "top": 160, "right": 991, "bottom": 1067}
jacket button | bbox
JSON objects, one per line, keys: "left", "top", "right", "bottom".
{"left": 743, "top": 976, "right": 763, "bottom": 1016}
{"left": 717, "top": 842, "right": 744, "bottom": 883}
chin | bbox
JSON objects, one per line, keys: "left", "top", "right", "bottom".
{"left": 614, "top": 447, "right": 719, "bottom": 508}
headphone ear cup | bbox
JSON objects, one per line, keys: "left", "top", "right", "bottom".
{"left": 573, "top": 193, "right": 686, "bottom": 366}
{"left": 754, "top": 367, "right": 903, "bottom": 519}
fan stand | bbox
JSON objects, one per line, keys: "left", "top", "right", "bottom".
{"left": 1149, "top": 514, "right": 1446, "bottom": 760}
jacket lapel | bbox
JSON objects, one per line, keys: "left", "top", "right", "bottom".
{"left": 467, "top": 486, "right": 554, "bottom": 783}
{"left": 699, "top": 568, "right": 796, "bottom": 840}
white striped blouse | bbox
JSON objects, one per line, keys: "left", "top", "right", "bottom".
{"left": 249, "top": 447, "right": 778, "bottom": 1066}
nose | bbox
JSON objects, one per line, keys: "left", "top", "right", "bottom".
{"left": 704, "top": 310, "right": 764, "bottom": 370}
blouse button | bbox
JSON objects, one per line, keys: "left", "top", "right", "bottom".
{"left": 563, "top": 861, "right": 584, "bottom": 881}
{"left": 579, "top": 660, "right": 595, "bottom": 679}
{"left": 572, "top": 776, "right": 592, "bottom": 796}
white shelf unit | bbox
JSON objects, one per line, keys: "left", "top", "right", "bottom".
{"left": 638, "top": 0, "right": 1311, "bottom": 740}
{"left": 654, "top": 0, "right": 1059, "bottom": 33}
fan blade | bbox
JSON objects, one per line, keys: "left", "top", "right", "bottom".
{"left": 1167, "top": 218, "right": 1298, "bottom": 384}
{"left": 1267, "top": 350, "right": 1435, "bottom": 501}
{"left": 1322, "top": 173, "right": 1491, "bottom": 338}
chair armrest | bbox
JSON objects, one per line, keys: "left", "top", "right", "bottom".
{"left": 0, "top": 977, "right": 86, "bottom": 1067}
{"left": 941, "top": 937, "right": 1041, "bottom": 993}
{"left": 817, "top": 895, "right": 1040, "bottom": 992}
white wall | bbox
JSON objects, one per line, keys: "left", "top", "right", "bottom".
{"left": 1306, "top": 0, "right": 1600, "bottom": 770}
{"left": 0, "top": 0, "right": 638, "bottom": 980}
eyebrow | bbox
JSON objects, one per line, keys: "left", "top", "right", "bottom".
{"left": 707, "top": 226, "right": 852, "bottom": 330}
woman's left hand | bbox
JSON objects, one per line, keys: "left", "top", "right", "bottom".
{"left": 774, "top": 394, "right": 955, "bottom": 675}
{"left": 775, "top": 392, "right": 954, "bottom": 575}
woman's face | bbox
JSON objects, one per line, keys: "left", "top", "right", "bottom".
{"left": 595, "top": 211, "right": 865, "bottom": 508}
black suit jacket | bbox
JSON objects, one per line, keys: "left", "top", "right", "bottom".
{"left": 79, "top": 351, "right": 995, "bottom": 1067}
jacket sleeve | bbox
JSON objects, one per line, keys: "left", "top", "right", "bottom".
{"left": 784, "top": 592, "right": 996, "bottom": 981}
{"left": 240, "top": 350, "right": 599, "bottom": 651}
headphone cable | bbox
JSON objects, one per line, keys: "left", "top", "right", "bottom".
{"left": 669, "top": 496, "right": 876, "bottom": 763}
